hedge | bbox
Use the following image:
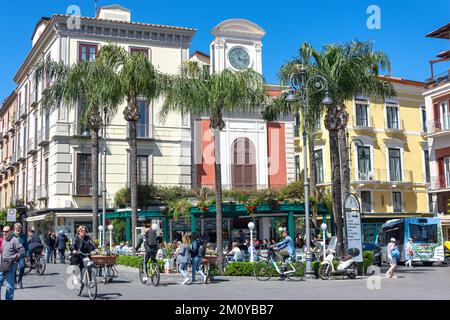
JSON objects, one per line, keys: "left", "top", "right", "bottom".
{"left": 117, "top": 255, "right": 165, "bottom": 272}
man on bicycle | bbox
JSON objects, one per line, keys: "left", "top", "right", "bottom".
{"left": 28, "top": 230, "right": 44, "bottom": 266}
{"left": 69, "top": 226, "right": 96, "bottom": 273}
{"left": 273, "top": 229, "right": 294, "bottom": 263}
{"left": 134, "top": 224, "right": 158, "bottom": 282}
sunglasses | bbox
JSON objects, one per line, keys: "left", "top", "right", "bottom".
{"left": 3, "top": 230, "right": 11, "bottom": 233}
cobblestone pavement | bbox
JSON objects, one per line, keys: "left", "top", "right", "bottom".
{"left": 7, "top": 262, "right": 450, "bottom": 300}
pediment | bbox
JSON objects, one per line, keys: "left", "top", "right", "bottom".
{"left": 212, "top": 19, "right": 265, "bottom": 39}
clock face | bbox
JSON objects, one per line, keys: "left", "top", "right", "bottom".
{"left": 228, "top": 47, "right": 250, "bottom": 70}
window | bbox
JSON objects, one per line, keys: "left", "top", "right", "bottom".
{"left": 357, "top": 146, "right": 371, "bottom": 180}
{"left": 428, "top": 194, "right": 434, "bottom": 213}
{"left": 295, "top": 155, "right": 300, "bottom": 181}
{"left": 79, "top": 43, "right": 98, "bottom": 61}
{"left": 34, "top": 117, "right": 38, "bottom": 143}
{"left": 314, "top": 149, "right": 324, "bottom": 184}
{"left": 137, "top": 156, "right": 149, "bottom": 185}
{"left": 409, "top": 223, "right": 437, "bottom": 243}
{"left": 356, "top": 103, "right": 369, "bottom": 127}
{"left": 392, "top": 192, "right": 402, "bottom": 212}
{"left": 23, "top": 127, "right": 27, "bottom": 153}
{"left": 361, "top": 191, "right": 371, "bottom": 212}
{"left": 22, "top": 172, "right": 26, "bottom": 198}
{"left": 44, "top": 159, "right": 49, "bottom": 186}
{"left": 421, "top": 106, "right": 427, "bottom": 132}
{"left": 424, "top": 150, "right": 430, "bottom": 183}
{"left": 314, "top": 118, "right": 321, "bottom": 131}
{"left": 182, "top": 112, "right": 189, "bottom": 127}
{"left": 294, "top": 114, "right": 300, "bottom": 137}
{"left": 138, "top": 99, "right": 149, "bottom": 138}
{"left": 45, "top": 54, "right": 51, "bottom": 88}
{"left": 386, "top": 106, "right": 399, "bottom": 129}
{"left": 77, "top": 154, "right": 92, "bottom": 195}
{"left": 130, "top": 47, "right": 149, "bottom": 58}
{"left": 445, "top": 157, "right": 450, "bottom": 187}
{"left": 388, "top": 148, "right": 402, "bottom": 181}
{"left": 441, "top": 101, "right": 450, "bottom": 130}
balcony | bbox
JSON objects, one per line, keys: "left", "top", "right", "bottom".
{"left": 26, "top": 190, "right": 35, "bottom": 203}
{"left": 425, "top": 118, "right": 450, "bottom": 138}
{"left": 14, "top": 111, "right": 20, "bottom": 124}
{"left": 385, "top": 119, "right": 405, "bottom": 134}
{"left": 37, "top": 185, "right": 49, "bottom": 200}
{"left": 352, "top": 168, "right": 413, "bottom": 185}
{"left": 426, "top": 69, "right": 450, "bottom": 88}
{"left": 30, "top": 91, "right": 38, "bottom": 108}
{"left": 19, "top": 103, "right": 27, "bottom": 119}
{"left": 429, "top": 175, "right": 450, "bottom": 191}
{"left": 72, "top": 181, "right": 102, "bottom": 197}
{"left": 11, "top": 195, "right": 24, "bottom": 207}
{"left": 37, "top": 128, "right": 50, "bottom": 146}
{"left": 10, "top": 153, "right": 17, "bottom": 167}
{"left": 353, "top": 116, "right": 374, "bottom": 131}
{"left": 27, "top": 138, "right": 37, "bottom": 154}
{"left": 127, "top": 124, "right": 155, "bottom": 140}
{"left": 17, "top": 147, "right": 26, "bottom": 161}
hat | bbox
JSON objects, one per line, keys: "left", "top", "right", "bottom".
{"left": 390, "top": 238, "right": 396, "bottom": 242}
{"left": 408, "top": 237, "right": 413, "bottom": 241}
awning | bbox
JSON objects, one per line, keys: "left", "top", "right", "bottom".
{"left": 55, "top": 212, "right": 93, "bottom": 218}
{"left": 26, "top": 214, "right": 50, "bottom": 222}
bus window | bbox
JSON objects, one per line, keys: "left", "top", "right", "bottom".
{"left": 409, "top": 223, "right": 437, "bottom": 243}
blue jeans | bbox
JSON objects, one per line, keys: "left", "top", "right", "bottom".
{"left": 58, "top": 249, "right": 65, "bottom": 263}
{"left": 0, "top": 263, "right": 17, "bottom": 300}
{"left": 16, "top": 257, "right": 25, "bottom": 283}
{"left": 179, "top": 262, "right": 189, "bottom": 278}
{"left": 46, "top": 247, "right": 53, "bottom": 263}
{"left": 191, "top": 256, "right": 205, "bottom": 281}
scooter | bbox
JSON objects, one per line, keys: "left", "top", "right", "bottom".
{"left": 318, "top": 248, "right": 359, "bottom": 280}
{"left": 444, "top": 241, "right": 450, "bottom": 264}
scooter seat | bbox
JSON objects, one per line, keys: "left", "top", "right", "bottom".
{"left": 339, "top": 255, "right": 353, "bottom": 262}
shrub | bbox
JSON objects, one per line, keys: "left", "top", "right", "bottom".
{"left": 223, "top": 262, "right": 255, "bottom": 276}
{"left": 116, "top": 255, "right": 165, "bottom": 272}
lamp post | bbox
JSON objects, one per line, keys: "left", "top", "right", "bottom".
{"left": 98, "top": 225, "right": 103, "bottom": 249}
{"left": 320, "top": 223, "right": 328, "bottom": 261}
{"left": 108, "top": 224, "right": 114, "bottom": 252}
{"left": 248, "top": 222, "right": 255, "bottom": 262}
{"left": 101, "top": 107, "right": 107, "bottom": 253}
{"left": 285, "top": 61, "right": 333, "bottom": 277}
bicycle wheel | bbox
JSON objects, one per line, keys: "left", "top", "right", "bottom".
{"left": 86, "top": 267, "right": 97, "bottom": 300}
{"left": 149, "top": 262, "right": 160, "bottom": 287}
{"left": 347, "top": 262, "right": 358, "bottom": 279}
{"left": 24, "top": 259, "right": 33, "bottom": 275}
{"left": 319, "top": 263, "right": 332, "bottom": 280}
{"left": 253, "top": 260, "right": 275, "bottom": 281}
{"left": 286, "top": 261, "right": 305, "bottom": 281}
{"left": 74, "top": 270, "right": 84, "bottom": 296}
{"left": 36, "top": 258, "right": 46, "bottom": 275}
{"left": 139, "top": 263, "right": 148, "bottom": 284}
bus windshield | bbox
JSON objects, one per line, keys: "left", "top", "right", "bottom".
{"left": 409, "top": 224, "right": 437, "bottom": 243}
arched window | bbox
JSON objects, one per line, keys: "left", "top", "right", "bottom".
{"left": 231, "top": 138, "right": 256, "bottom": 189}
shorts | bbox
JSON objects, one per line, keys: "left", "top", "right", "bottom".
{"left": 387, "top": 255, "right": 397, "bottom": 266}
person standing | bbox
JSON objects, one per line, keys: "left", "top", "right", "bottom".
{"left": 178, "top": 234, "right": 190, "bottom": 285}
{"left": 238, "top": 229, "right": 246, "bottom": 243}
{"left": 45, "top": 231, "right": 56, "bottom": 263}
{"left": 405, "top": 238, "right": 414, "bottom": 268}
{"left": 386, "top": 238, "right": 398, "bottom": 278}
{"left": 12, "top": 223, "right": 28, "bottom": 289}
{"left": 55, "top": 230, "right": 69, "bottom": 264}
{"left": 190, "top": 232, "right": 207, "bottom": 284}
{"left": 0, "top": 225, "right": 25, "bottom": 300}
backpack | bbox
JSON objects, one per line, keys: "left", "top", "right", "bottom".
{"left": 391, "top": 248, "right": 400, "bottom": 259}
{"left": 198, "top": 242, "right": 206, "bottom": 257}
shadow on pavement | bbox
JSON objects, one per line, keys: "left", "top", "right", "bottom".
{"left": 22, "top": 285, "right": 56, "bottom": 289}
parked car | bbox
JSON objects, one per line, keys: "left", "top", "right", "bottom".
{"left": 363, "top": 242, "right": 382, "bottom": 267}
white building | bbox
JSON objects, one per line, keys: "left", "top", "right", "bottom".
{"left": 13, "top": 5, "right": 196, "bottom": 238}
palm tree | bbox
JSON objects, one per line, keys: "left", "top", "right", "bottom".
{"left": 96, "top": 44, "right": 162, "bottom": 249}
{"left": 158, "top": 61, "right": 266, "bottom": 273}
{"left": 35, "top": 57, "right": 122, "bottom": 241}
{"left": 296, "top": 41, "right": 395, "bottom": 256}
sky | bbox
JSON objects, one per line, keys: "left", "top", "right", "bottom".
{"left": 0, "top": 0, "right": 449, "bottom": 100}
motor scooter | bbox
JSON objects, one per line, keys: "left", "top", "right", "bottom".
{"left": 318, "top": 248, "right": 359, "bottom": 280}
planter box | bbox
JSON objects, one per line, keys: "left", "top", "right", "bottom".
{"left": 91, "top": 255, "right": 118, "bottom": 266}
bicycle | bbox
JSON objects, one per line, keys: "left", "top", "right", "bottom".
{"left": 253, "top": 246, "right": 305, "bottom": 281}
{"left": 137, "top": 252, "right": 160, "bottom": 287}
{"left": 72, "top": 251, "right": 98, "bottom": 300}
{"left": 21, "top": 250, "right": 46, "bottom": 276}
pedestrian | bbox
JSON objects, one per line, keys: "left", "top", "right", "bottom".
{"left": 51, "top": 233, "right": 57, "bottom": 263}
{"left": 0, "top": 225, "right": 25, "bottom": 300}
{"left": 386, "top": 238, "right": 398, "bottom": 278}
{"left": 190, "top": 232, "right": 207, "bottom": 283}
{"left": 178, "top": 233, "right": 190, "bottom": 285}
{"left": 238, "top": 229, "right": 246, "bottom": 243}
{"left": 45, "top": 231, "right": 56, "bottom": 263}
{"left": 55, "top": 230, "right": 69, "bottom": 263}
{"left": 405, "top": 237, "right": 414, "bottom": 267}
{"left": 12, "top": 223, "right": 28, "bottom": 289}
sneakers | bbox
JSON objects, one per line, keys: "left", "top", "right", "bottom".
{"left": 142, "top": 276, "right": 148, "bottom": 283}
{"left": 203, "top": 275, "right": 208, "bottom": 284}
{"left": 182, "top": 277, "right": 190, "bottom": 285}
{"left": 18, "top": 280, "right": 23, "bottom": 289}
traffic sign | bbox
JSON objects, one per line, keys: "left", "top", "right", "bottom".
{"left": 7, "top": 208, "right": 17, "bottom": 222}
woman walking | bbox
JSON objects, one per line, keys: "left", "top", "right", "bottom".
{"left": 386, "top": 238, "right": 398, "bottom": 278}
{"left": 191, "top": 232, "right": 207, "bottom": 283}
{"left": 405, "top": 238, "right": 414, "bottom": 267}
{"left": 177, "top": 234, "right": 190, "bottom": 285}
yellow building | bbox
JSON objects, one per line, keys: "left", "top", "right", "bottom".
{"left": 295, "top": 76, "right": 432, "bottom": 242}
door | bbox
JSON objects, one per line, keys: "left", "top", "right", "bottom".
{"left": 231, "top": 138, "right": 256, "bottom": 189}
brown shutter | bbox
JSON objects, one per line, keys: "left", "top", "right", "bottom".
{"left": 438, "top": 158, "right": 445, "bottom": 188}
{"left": 433, "top": 103, "right": 440, "bottom": 130}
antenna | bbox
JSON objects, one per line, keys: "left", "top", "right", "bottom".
{"left": 94, "top": 0, "right": 98, "bottom": 17}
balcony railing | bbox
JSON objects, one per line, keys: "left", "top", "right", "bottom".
{"left": 353, "top": 168, "right": 413, "bottom": 183}
{"left": 127, "top": 124, "right": 154, "bottom": 139}
{"left": 385, "top": 119, "right": 405, "bottom": 132}
{"left": 37, "top": 128, "right": 50, "bottom": 146}
{"left": 17, "top": 147, "right": 26, "bottom": 161}
{"left": 37, "top": 185, "right": 49, "bottom": 200}
{"left": 11, "top": 195, "right": 24, "bottom": 207}
{"left": 27, "top": 138, "right": 37, "bottom": 154}
{"left": 72, "top": 181, "right": 102, "bottom": 196}
{"left": 19, "top": 103, "right": 27, "bottom": 119}
{"left": 10, "top": 153, "right": 17, "bottom": 166}
{"left": 426, "top": 69, "right": 450, "bottom": 87}
{"left": 426, "top": 118, "right": 450, "bottom": 135}
{"left": 30, "top": 91, "right": 38, "bottom": 107}
{"left": 429, "top": 175, "right": 450, "bottom": 190}
{"left": 353, "top": 116, "right": 374, "bottom": 129}
{"left": 26, "top": 189, "right": 35, "bottom": 203}
{"left": 14, "top": 111, "right": 20, "bottom": 124}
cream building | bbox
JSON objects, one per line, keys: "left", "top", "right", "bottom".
{"left": 11, "top": 5, "right": 196, "bottom": 237}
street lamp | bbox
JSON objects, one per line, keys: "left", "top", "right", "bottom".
{"left": 108, "top": 224, "right": 114, "bottom": 252}
{"left": 248, "top": 222, "right": 255, "bottom": 262}
{"left": 98, "top": 225, "right": 104, "bottom": 249}
{"left": 285, "top": 61, "right": 333, "bottom": 277}
{"left": 320, "top": 223, "right": 328, "bottom": 261}
{"left": 101, "top": 106, "right": 108, "bottom": 253}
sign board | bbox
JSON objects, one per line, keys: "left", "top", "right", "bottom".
{"left": 344, "top": 194, "right": 360, "bottom": 211}
{"left": 7, "top": 208, "right": 17, "bottom": 222}
{"left": 345, "top": 211, "right": 363, "bottom": 262}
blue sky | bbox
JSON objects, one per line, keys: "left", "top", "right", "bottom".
{"left": 1, "top": 0, "right": 449, "bottom": 99}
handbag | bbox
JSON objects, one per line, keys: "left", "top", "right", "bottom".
{"left": 0, "top": 256, "right": 14, "bottom": 273}
{"left": 391, "top": 248, "right": 400, "bottom": 259}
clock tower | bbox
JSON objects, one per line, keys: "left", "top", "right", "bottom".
{"left": 210, "top": 19, "right": 265, "bottom": 74}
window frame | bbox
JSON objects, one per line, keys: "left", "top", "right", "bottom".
{"left": 392, "top": 191, "right": 402, "bottom": 213}
{"left": 78, "top": 42, "right": 99, "bottom": 62}
{"left": 388, "top": 148, "right": 402, "bottom": 182}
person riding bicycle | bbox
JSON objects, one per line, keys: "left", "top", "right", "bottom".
{"left": 69, "top": 226, "right": 96, "bottom": 273}
{"left": 134, "top": 224, "right": 158, "bottom": 280}
{"left": 273, "top": 229, "right": 294, "bottom": 263}
{"left": 27, "top": 230, "right": 44, "bottom": 266}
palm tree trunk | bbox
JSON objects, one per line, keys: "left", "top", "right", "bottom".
{"left": 129, "top": 120, "right": 138, "bottom": 250}
{"left": 339, "top": 124, "right": 350, "bottom": 206}
{"left": 213, "top": 128, "right": 224, "bottom": 275}
{"left": 329, "top": 129, "right": 344, "bottom": 257}
{"left": 308, "top": 134, "right": 318, "bottom": 229}
{"left": 91, "top": 129, "right": 99, "bottom": 241}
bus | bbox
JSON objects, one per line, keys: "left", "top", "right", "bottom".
{"left": 377, "top": 218, "right": 444, "bottom": 266}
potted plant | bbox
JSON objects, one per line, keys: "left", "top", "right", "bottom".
{"left": 245, "top": 199, "right": 258, "bottom": 214}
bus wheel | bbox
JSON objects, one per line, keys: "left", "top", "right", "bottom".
{"left": 422, "top": 262, "right": 433, "bottom": 267}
